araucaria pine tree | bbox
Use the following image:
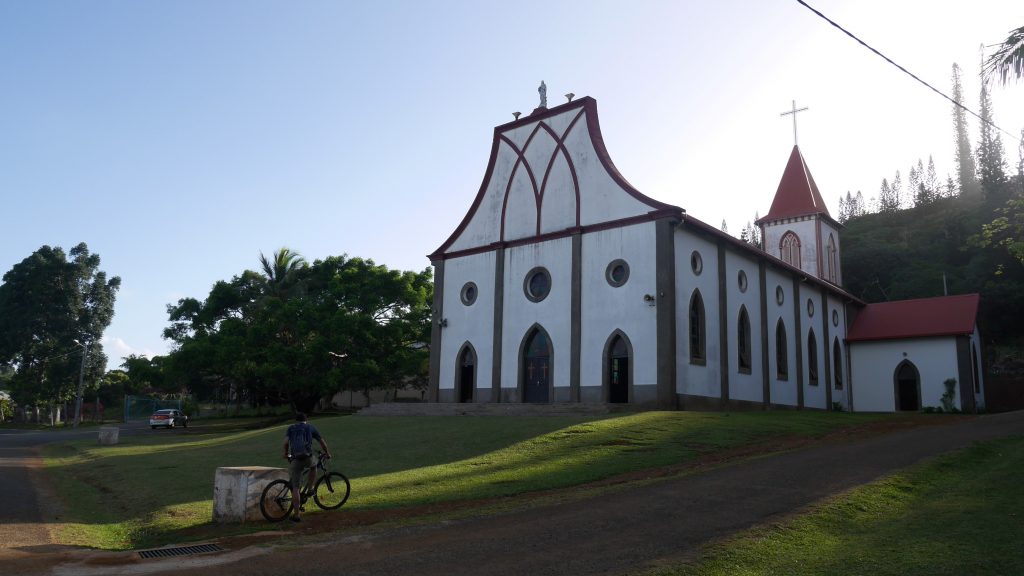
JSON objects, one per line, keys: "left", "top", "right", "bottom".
{"left": 926, "top": 156, "right": 941, "bottom": 198}
{"left": 977, "top": 46, "right": 1008, "bottom": 198}
{"left": 952, "top": 63, "right": 980, "bottom": 196}
{"left": 878, "top": 178, "right": 898, "bottom": 213}
{"left": 891, "top": 170, "right": 903, "bottom": 209}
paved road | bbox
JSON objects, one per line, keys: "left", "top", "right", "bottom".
{"left": 32, "top": 410, "right": 1024, "bottom": 576}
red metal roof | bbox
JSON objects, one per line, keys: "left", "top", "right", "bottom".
{"left": 846, "top": 294, "right": 980, "bottom": 342}
{"left": 759, "top": 145, "right": 830, "bottom": 223}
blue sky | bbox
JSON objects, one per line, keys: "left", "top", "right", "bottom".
{"left": 1, "top": 0, "right": 1021, "bottom": 368}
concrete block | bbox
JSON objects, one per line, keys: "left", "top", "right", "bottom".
{"left": 98, "top": 426, "right": 119, "bottom": 445}
{"left": 213, "top": 466, "right": 288, "bottom": 523}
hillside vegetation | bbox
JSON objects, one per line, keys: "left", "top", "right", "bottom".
{"left": 841, "top": 188, "right": 1024, "bottom": 352}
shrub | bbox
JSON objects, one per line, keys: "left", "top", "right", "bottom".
{"left": 940, "top": 378, "right": 958, "bottom": 413}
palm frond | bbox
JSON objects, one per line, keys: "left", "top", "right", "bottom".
{"left": 985, "top": 26, "right": 1024, "bottom": 85}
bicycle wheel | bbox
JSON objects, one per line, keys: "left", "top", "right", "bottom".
{"left": 260, "top": 479, "right": 294, "bottom": 522}
{"left": 313, "top": 472, "right": 350, "bottom": 510}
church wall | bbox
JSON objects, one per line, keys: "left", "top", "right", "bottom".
{"left": 503, "top": 168, "right": 539, "bottom": 241}
{"left": 763, "top": 218, "right": 819, "bottom": 278}
{"left": 501, "top": 237, "right": 573, "bottom": 400}
{"left": 798, "top": 284, "right": 828, "bottom": 409}
{"left": 765, "top": 268, "right": 799, "bottom": 407}
{"left": 539, "top": 156, "right": 578, "bottom": 235}
{"left": 580, "top": 223, "right": 659, "bottom": 402}
{"left": 674, "top": 230, "right": 722, "bottom": 401}
{"left": 849, "top": 337, "right": 961, "bottom": 412}
{"left": 566, "top": 114, "right": 653, "bottom": 227}
{"left": 724, "top": 249, "right": 764, "bottom": 404}
{"left": 447, "top": 146, "right": 514, "bottom": 253}
{"left": 438, "top": 252, "right": 496, "bottom": 402}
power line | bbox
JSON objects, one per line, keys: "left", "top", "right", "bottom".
{"left": 796, "top": 0, "right": 1021, "bottom": 144}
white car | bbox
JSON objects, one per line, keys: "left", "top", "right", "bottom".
{"left": 149, "top": 409, "right": 189, "bottom": 429}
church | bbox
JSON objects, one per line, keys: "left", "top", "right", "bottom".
{"left": 426, "top": 93, "right": 986, "bottom": 413}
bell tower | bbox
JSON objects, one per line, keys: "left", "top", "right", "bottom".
{"left": 756, "top": 146, "right": 842, "bottom": 285}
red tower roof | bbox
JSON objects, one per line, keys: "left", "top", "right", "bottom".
{"left": 846, "top": 294, "right": 980, "bottom": 342}
{"left": 758, "top": 146, "right": 830, "bottom": 223}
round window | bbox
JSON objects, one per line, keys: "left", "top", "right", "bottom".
{"left": 460, "top": 282, "right": 478, "bottom": 306}
{"left": 832, "top": 309, "right": 840, "bottom": 327}
{"left": 691, "top": 251, "right": 703, "bottom": 275}
{"left": 775, "top": 286, "right": 785, "bottom": 305}
{"left": 606, "top": 259, "right": 630, "bottom": 287}
{"left": 807, "top": 298, "right": 815, "bottom": 317}
{"left": 738, "top": 270, "right": 748, "bottom": 293}
{"left": 524, "top": 267, "right": 551, "bottom": 302}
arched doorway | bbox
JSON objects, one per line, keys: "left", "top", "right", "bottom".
{"left": 457, "top": 344, "right": 476, "bottom": 403}
{"left": 605, "top": 332, "right": 631, "bottom": 403}
{"left": 894, "top": 361, "right": 921, "bottom": 411}
{"left": 522, "top": 326, "right": 551, "bottom": 403}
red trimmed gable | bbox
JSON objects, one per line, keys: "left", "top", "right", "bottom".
{"left": 847, "top": 294, "right": 980, "bottom": 342}
{"left": 758, "top": 146, "right": 830, "bottom": 223}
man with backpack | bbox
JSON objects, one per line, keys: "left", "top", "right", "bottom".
{"left": 282, "top": 412, "right": 332, "bottom": 522}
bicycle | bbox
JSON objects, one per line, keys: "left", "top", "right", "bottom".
{"left": 259, "top": 451, "right": 351, "bottom": 522}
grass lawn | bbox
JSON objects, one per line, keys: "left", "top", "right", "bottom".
{"left": 645, "top": 435, "right": 1024, "bottom": 576}
{"left": 42, "top": 411, "right": 895, "bottom": 550}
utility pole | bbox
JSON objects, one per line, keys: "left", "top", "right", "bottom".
{"left": 73, "top": 340, "right": 89, "bottom": 428}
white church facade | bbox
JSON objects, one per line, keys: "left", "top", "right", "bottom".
{"left": 426, "top": 95, "right": 984, "bottom": 413}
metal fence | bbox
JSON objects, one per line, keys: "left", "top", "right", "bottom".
{"left": 124, "top": 395, "right": 183, "bottom": 421}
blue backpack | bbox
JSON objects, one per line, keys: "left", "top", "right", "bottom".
{"left": 286, "top": 423, "right": 313, "bottom": 458}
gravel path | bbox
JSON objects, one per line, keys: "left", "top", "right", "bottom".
{"left": 16, "top": 410, "right": 1021, "bottom": 576}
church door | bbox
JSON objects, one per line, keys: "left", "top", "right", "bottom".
{"left": 608, "top": 335, "right": 629, "bottom": 403}
{"left": 523, "top": 329, "right": 550, "bottom": 403}
{"left": 458, "top": 346, "right": 475, "bottom": 403}
{"left": 895, "top": 361, "right": 920, "bottom": 411}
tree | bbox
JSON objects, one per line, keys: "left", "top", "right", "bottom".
{"left": 976, "top": 194, "right": 1024, "bottom": 265}
{"left": 259, "top": 247, "right": 308, "bottom": 300}
{"left": 908, "top": 161, "right": 922, "bottom": 204}
{"left": 925, "top": 156, "right": 941, "bottom": 198}
{"left": 891, "top": 170, "right": 903, "bottom": 209}
{"left": 720, "top": 220, "right": 729, "bottom": 234}
{"left": 0, "top": 243, "right": 120, "bottom": 417}
{"left": 952, "top": 63, "right": 980, "bottom": 196}
{"left": 878, "top": 178, "right": 898, "bottom": 213}
{"left": 738, "top": 215, "right": 761, "bottom": 247}
{"left": 162, "top": 253, "right": 432, "bottom": 413}
{"left": 945, "top": 174, "right": 958, "bottom": 198}
{"left": 854, "top": 191, "right": 866, "bottom": 217}
{"left": 984, "top": 25, "right": 1024, "bottom": 85}
{"left": 977, "top": 47, "right": 1009, "bottom": 198}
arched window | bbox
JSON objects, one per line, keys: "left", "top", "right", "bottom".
{"left": 776, "top": 319, "right": 788, "bottom": 380}
{"left": 832, "top": 338, "right": 843, "bottom": 390}
{"left": 827, "top": 234, "right": 837, "bottom": 282}
{"left": 780, "top": 231, "right": 801, "bottom": 268}
{"left": 689, "top": 290, "right": 706, "bottom": 365}
{"left": 738, "top": 306, "right": 751, "bottom": 374}
{"left": 807, "top": 329, "right": 818, "bottom": 386}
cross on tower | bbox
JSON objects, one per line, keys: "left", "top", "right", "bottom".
{"left": 780, "top": 100, "right": 809, "bottom": 146}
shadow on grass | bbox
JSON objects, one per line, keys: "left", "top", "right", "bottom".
{"left": 41, "top": 411, "right": 905, "bottom": 550}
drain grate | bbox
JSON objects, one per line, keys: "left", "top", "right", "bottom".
{"left": 138, "top": 543, "right": 223, "bottom": 559}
